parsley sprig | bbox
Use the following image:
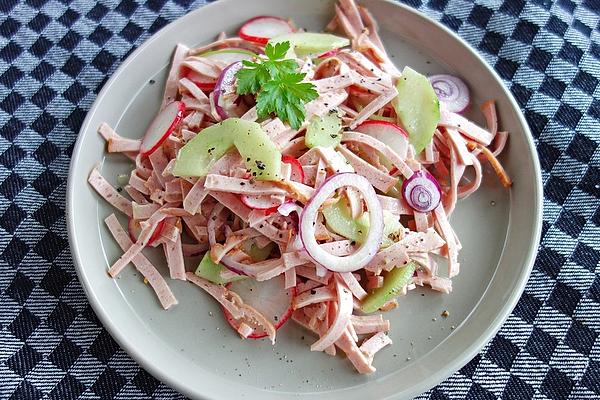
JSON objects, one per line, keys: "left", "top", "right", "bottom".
{"left": 236, "top": 42, "right": 318, "bottom": 129}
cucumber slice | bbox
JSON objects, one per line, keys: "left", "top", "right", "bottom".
{"left": 305, "top": 111, "right": 342, "bottom": 148}
{"left": 269, "top": 32, "right": 349, "bottom": 57}
{"left": 361, "top": 262, "right": 417, "bottom": 313}
{"left": 323, "top": 198, "right": 401, "bottom": 247}
{"left": 173, "top": 118, "right": 281, "bottom": 180}
{"left": 323, "top": 198, "right": 369, "bottom": 243}
{"left": 195, "top": 252, "right": 246, "bottom": 285}
{"left": 233, "top": 122, "right": 282, "bottom": 180}
{"left": 381, "top": 211, "right": 402, "bottom": 248}
{"left": 243, "top": 241, "right": 275, "bottom": 262}
{"left": 393, "top": 67, "right": 440, "bottom": 154}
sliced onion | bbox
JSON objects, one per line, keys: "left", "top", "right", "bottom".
{"left": 401, "top": 170, "right": 441, "bottom": 213}
{"left": 428, "top": 74, "right": 470, "bottom": 114}
{"left": 214, "top": 61, "right": 245, "bottom": 120}
{"left": 299, "top": 173, "right": 383, "bottom": 273}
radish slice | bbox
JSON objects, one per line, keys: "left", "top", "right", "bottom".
{"left": 428, "top": 74, "right": 470, "bottom": 114}
{"left": 316, "top": 48, "right": 341, "bottom": 59}
{"left": 282, "top": 155, "right": 305, "bottom": 183}
{"left": 401, "top": 170, "right": 441, "bottom": 212}
{"left": 239, "top": 16, "right": 294, "bottom": 45}
{"left": 186, "top": 70, "right": 216, "bottom": 91}
{"left": 140, "top": 101, "right": 184, "bottom": 156}
{"left": 128, "top": 218, "right": 166, "bottom": 246}
{"left": 240, "top": 156, "right": 304, "bottom": 210}
{"left": 240, "top": 194, "right": 284, "bottom": 210}
{"left": 355, "top": 120, "right": 409, "bottom": 159}
{"left": 224, "top": 274, "right": 296, "bottom": 339}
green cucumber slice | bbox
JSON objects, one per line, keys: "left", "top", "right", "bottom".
{"left": 381, "top": 211, "right": 402, "bottom": 248}
{"left": 269, "top": 33, "right": 349, "bottom": 57}
{"left": 173, "top": 118, "right": 281, "bottom": 180}
{"left": 243, "top": 241, "right": 275, "bottom": 262}
{"left": 323, "top": 198, "right": 401, "bottom": 247}
{"left": 393, "top": 66, "right": 440, "bottom": 154}
{"left": 194, "top": 252, "right": 246, "bottom": 285}
{"left": 305, "top": 111, "right": 342, "bottom": 148}
{"left": 361, "top": 262, "right": 417, "bottom": 313}
{"left": 323, "top": 198, "right": 369, "bottom": 243}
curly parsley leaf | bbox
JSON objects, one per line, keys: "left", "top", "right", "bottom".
{"left": 235, "top": 41, "right": 317, "bottom": 129}
{"left": 256, "top": 72, "right": 318, "bottom": 129}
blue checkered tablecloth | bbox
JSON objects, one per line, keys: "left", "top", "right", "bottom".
{"left": 1, "top": 0, "right": 599, "bottom": 398}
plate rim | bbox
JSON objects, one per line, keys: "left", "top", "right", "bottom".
{"left": 66, "top": 0, "right": 543, "bottom": 398}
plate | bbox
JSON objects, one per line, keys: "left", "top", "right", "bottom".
{"left": 67, "top": 0, "right": 542, "bottom": 398}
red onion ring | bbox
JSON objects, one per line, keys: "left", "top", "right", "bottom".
{"left": 299, "top": 173, "right": 383, "bottom": 273}
{"left": 401, "top": 170, "right": 441, "bottom": 213}
{"left": 214, "top": 61, "right": 244, "bottom": 120}
{"left": 428, "top": 74, "right": 470, "bottom": 114}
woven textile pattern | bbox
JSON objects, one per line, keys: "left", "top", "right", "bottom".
{"left": 1, "top": 0, "right": 599, "bottom": 398}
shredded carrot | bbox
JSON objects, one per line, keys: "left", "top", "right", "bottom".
{"left": 467, "top": 141, "right": 512, "bottom": 188}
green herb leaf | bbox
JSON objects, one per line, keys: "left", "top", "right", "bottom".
{"left": 236, "top": 61, "right": 269, "bottom": 95}
{"left": 265, "top": 41, "right": 290, "bottom": 60}
{"left": 235, "top": 41, "right": 317, "bottom": 128}
{"left": 256, "top": 72, "right": 318, "bottom": 129}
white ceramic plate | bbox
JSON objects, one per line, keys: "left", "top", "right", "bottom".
{"left": 67, "top": 1, "right": 542, "bottom": 399}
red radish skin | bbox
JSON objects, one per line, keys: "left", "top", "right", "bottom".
{"left": 140, "top": 101, "right": 185, "bottom": 156}
{"left": 240, "top": 156, "right": 304, "bottom": 210}
{"left": 317, "top": 48, "right": 341, "bottom": 59}
{"left": 240, "top": 194, "right": 284, "bottom": 210}
{"left": 128, "top": 218, "right": 166, "bottom": 246}
{"left": 186, "top": 69, "right": 216, "bottom": 91}
{"left": 356, "top": 120, "right": 409, "bottom": 137}
{"left": 239, "top": 16, "right": 294, "bottom": 45}
{"left": 282, "top": 155, "right": 305, "bottom": 183}
{"left": 223, "top": 275, "right": 296, "bottom": 339}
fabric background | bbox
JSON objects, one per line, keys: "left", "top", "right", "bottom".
{"left": 1, "top": 0, "right": 599, "bottom": 398}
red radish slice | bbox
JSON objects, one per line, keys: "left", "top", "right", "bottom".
{"left": 316, "top": 48, "right": 341, "bottom": 59}
{"left": 239, "top": 16, "right": 294, "bottom": 45}
{"left": 240, "top": 156, "right": 304, "bottom": 210}
{"left": 186, "top": 70, "right": 216, "bottom": 91}
{"left": 282, "top": 155, "right": 304, "bottom": 183}
{"left": 128, "top": 218, "right": 166, "bottom": 246}
{"left": 140, "top": 101, "right": 184, "bottom": 156}
{"left": 224, "top": 274, "right": 296, "bottom": 339}
{"left": 355, "top": 120, "right": 410, "bottom": 160}
{"left": 240, "top": 194, "right": 284, "bottom": 210}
